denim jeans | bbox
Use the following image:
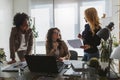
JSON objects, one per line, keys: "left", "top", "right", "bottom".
{"left": 82, "top": 51, "right": 99, "bottom": 61}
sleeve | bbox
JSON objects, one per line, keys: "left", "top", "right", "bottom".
{"left": 82, "top": 24, "right": 101, "bottom": 47}
{"left": 84, "top": 33, "right": 101, "bottom": 47}
{"left": 62, "top": 41, "right": 71, "bottom": 60}
{"left": 93, "top": 34, "right": 101, "bottom": 46}
{"left": 46, "top": 43, "right": 55, "bottom": 56}
{"left": 82, "top": 24, "right": 91, "bottom": 39}
{"left": 27, "top": 29, "right": 33, "bottom": 54}
{"left": 46, "top": 43, "right": 49, "bottom": 55}
{"left": 9, "top": 27, "right": 16, "bottom": 59}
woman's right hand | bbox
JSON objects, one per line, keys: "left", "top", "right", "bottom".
{"left": 80, "top": 44, "right": 91, "bottom": 50}
{"left": 78, "top": 33, "right": 82, "bottom": 39}
{"left": 53, "top": 42, "right": 59, "bottom": 50}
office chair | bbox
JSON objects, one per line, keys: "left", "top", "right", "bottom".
{"left": 69, "top": 50, "right": 78, "bottom": 60}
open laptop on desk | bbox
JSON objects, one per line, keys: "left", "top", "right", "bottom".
{"left": 25, "top": 54, "right": 65, "bottom": 73}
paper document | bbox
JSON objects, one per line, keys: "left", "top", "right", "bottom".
{"left": 71, "top": 61, "right": 87, "bottom": 72}
{"left": 2, "top": 61, "right": 27, "bottom": 72}
{"left": 67, "top": 39, "right": 83, "bottom": 48}
{"left": 63, "top": 68, "right": 82, "bottom": 76}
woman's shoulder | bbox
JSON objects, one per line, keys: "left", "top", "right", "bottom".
{"left": 60, "top": 40, "right": 67, "bottom": 45}
{"left": 85, "top": 24, "right": 90, "bottom": 31}
{"left": 11, "top": 27, "right": 17, "bottom": 31}
{"left": 26, "top": 28, "right": 33, "bottom": 33}
{"left": 82, "top": 24, "right": 91, "bottom": 34}
{"left": 28, "top": 28, "right": 32, "bottom": 31}
{"left": 11, "top": 27, "right": 16, "bottom": 29}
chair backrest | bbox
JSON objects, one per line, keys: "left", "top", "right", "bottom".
{"left": 69, "top": 50, "right": 78, "bottom": 60}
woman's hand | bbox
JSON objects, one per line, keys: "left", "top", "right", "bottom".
{"left": 58, "top": 57, "right": 66, "bottom": 62}
{"left": 80, "top": 44, "right": 91, "bottom": 50}
{"left": 78, "top": 33, "right": 82, "bottom": 39}
{"left": 53, "top": 42, "right": 59, "bottom": 50}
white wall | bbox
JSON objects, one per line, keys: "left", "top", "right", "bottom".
{"left": 111, "top": 0, "right": 119, "bottom": 41}
{"left": 13, "top": 0, "right": 30, "bottom": 15}
{"left": 13, "top": 0, "right": 120, "bottom": 40}
{"left": 0, "top": 0, "right": 31, "bottom": 60}
{"left": 0, "top": 0, "right": 13, "bottom": 60}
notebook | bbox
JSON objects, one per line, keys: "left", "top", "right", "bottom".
{"left": 25, "top": 54, "right": 65, "bottom": 73}
{"left": 2, "top": 61, "right": 27, "bottom": 72}
{"left": 71, "top": 61, "right": 87, "bottom": 72}
{"left": 67, "top": 39, "right": 83, "bottom": 48}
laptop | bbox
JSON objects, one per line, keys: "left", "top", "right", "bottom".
{"left": 25, "top": 54, "right": 65, "bottom": 73}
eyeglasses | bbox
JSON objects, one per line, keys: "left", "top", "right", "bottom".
{"left": 53, "top": 32, "right": 60, "bottom": 35}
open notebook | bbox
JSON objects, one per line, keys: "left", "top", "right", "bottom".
{"left": 2, "top": 61, "right": 27, "bottom": 72}
{"left": 71, "top": 61, "right": 87, "bottom": 72}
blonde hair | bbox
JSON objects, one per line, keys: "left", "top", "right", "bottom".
{"left": 85, "top": 7, "right": 100, "bottom": 35}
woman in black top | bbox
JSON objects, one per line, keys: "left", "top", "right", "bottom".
{"left": 78, "top": 7, "right": 101, "bottom": 61}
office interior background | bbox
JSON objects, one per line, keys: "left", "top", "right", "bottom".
{"left": 0, "top": 0, "right": 120, "bottom": 66}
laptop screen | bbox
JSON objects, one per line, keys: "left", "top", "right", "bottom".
{"left": 25, "top": 55, "right": 59, "bottom": 73}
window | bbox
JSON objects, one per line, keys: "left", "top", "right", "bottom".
{"left": 80, "top": 1, "right": 105, "bottom": 32}
{"left": 31, "top": 5, "right": 52, "bottom": 41}
{"left": 31, "top": 0, "right": 107, "bottom": 56}
{"left": 55, "top": 3, "right": 77, "bottom": 40}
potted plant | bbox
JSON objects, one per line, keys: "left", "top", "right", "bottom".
{"left": 100, "top": 35, "right": 119, "bottom": 62}
{"left": 88, "top": 58, "right": 108, "bottom": 80}
{"left": 31, "top": 17, "right": 39, "bottom": 38}
{"left": 100, "top": 40, "right": 110, "bottom": 62}
{"left": 29, "top": 17, "right": 39, "bottom": 54}
{"left": 112, "top": 35, "right": 119, "bottom": 47}
{"left": 0, "top": 48, "right": 6, "bottom": 63}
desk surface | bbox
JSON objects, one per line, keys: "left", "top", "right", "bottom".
{"left": 0, "top": 67, "right": 67, "bottom": 80}
{"left": 0, "top": 60, "right": 87, "bottom": 80}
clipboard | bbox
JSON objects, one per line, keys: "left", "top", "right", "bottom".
{"left": 67, "top": 39, "right": 83, "bottom": 48}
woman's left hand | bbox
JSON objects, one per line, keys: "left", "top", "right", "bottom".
{"left": 80, "top": 44, "right": 91, "bottom": 50}
{"left": 58, "top": 57, "right": 66, "bottom": 62}
{"left": 78, "top": 33, "right": 82, "bottom": 39}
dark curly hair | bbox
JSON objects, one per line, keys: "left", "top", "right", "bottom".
{"left": 13, "top": 13, "right": 29, "bottom": 27}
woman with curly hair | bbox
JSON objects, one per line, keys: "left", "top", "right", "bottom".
{"left": 78, "top": 7, "right": 101, "bottom": 61}
{"left": 8, "top": 13, "right": 33, "bottom": 64}
{"left": 46, "top": 28, "right": 70, "bottom": 61}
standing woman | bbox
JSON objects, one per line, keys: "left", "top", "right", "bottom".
{"left": 78, "top": 7, "right": 101, "bottom": 61}
{"left": 8, "top": 13, "right": 33, "bottom": 64}
{"left": 46, "top": 28, "right": 70, "bottom": 61}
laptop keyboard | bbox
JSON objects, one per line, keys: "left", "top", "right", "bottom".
{"left": 57, "top": 61, "right": 66, "bottom": 72}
